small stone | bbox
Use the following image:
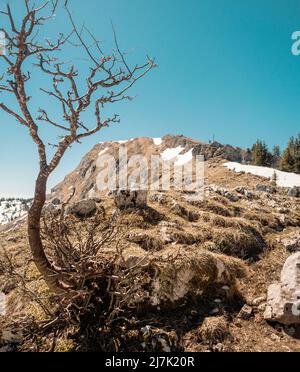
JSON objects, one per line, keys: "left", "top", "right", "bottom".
{"left": 210, "top": 308, "right": 220, "bottom": 315}
{"left": 213, "top": 343, "right": 225, "bottom": 352}
{"left": 238, "top": 305, "right": 253, "bottom": 320}
{"left": 252, "top": 296, "right": 266, "bottom": 306}
{"left": 258, "top": 303, "right": 266, "bottom": 312}
{"left": 270, "top": 333, "right": 281, "bottom": 342}
{"left": 0, "top": 345, "right": 13, "bottom": 353}
{"left": 285, "top": 327, "right": 296, "bottom": 337}
{"left": 51, "top": 197, "right": 61, "bottom": 206}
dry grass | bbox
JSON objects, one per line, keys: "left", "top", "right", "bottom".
{"left": 198, "top": 316, "right": 230, "bottom": 345}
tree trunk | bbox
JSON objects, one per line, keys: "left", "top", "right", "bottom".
{"left": 27, "top": 172, "right": 64, "bottom": 293}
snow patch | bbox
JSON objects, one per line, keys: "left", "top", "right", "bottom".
{"left": 0, "top": 198, "right": 32, "bottom": 225}
{"left": 161, "top": 146, "right": 185, "bottom": 161}
{"left": 161, "top": 146, "right": 194, "bottom": 166}
{"left": 175, "top": 148, "right": 194, "bottom": 166}
{"left": 224, "top": 162, "right": 300, "bottom": 188}
{"left": 153, "top": 137, "right": 162, "bottom": 146}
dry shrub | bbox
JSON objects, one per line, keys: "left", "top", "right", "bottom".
{"left": 190, "top": 200, "right": 235, "bottom": 217}
{"left": 127, "top": 231, "right": 164, "bottom": 251}
{"left": 242, "top": 211, "right": 282, "bottom": 230}
{"left": 208, "top": 224, "right": 265, "bottom": 258}
{"left": 198, "top": 316, "right": 229, "bottom": 345}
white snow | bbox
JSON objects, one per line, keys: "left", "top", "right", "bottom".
{"left": 153, "top": 138, "right": 162, "bottom": 146}
{"left": 175, "top": 148, "right": 194, "bottom": 166}
{"left": 0, "top": 198, "right": 32, "bottom": 225}
{"left": 99, "top": 139, "right": 130, "bottom": 145}
{"left": 161, "top": 146, "right": 185, "bottom": 161}
{"left": 116, "top": 140, "right": 129, "bottom": 144}
{"left": 224, "top": 162, "right": 300, "bottom": 188}
{"left": 161, "top": 146, "right": 194, "bottom": 166}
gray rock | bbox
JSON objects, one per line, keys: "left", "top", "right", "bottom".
{"left": 252, "top": 296, "right": 266, "bottom": 306}
{"left": 114, "top": 190, "right": 148, "bottom": 209}
{"left": 0, "top": 345, "right": 13, "bottom": 353}
{"left": 238, "top": 305, "right": 253, "bottom": 320}
{"left": 67, "top": 199, "right": 97, "bottom": 218}
{"left": 264, "top": 252, "right": 300, "bottom": 325}
{"left": 150, "top": 193, "right": 168, "bottom": 205}
{"left": 208, "top": 184, "right": 240, "bottom": 202}
{"left": 42, "top": 203, "right": 61, "bottom": 217}
{"left": 288, "top": 187, "right": 300, "bottom": 198}
{"left": 51, "top": 197, "right": 61, "bottom": 206}
{"left": 234, "top": 186, "right": 255, "bottom": 200}
{"left": 270, "top": 333, "right": 281, "bottom": 342}
{"left": 256, "top": 184, "right": 276, "bottom": 194}
{"left": 281, "top": 233, "right": 300, "bottom": 252}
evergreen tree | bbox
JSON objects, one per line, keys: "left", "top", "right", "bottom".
{"left": 271, "top": 171, "right": 278, "bottom": 187}
{"left": 251, "top": 140, "right": 271, "bottom": 166}
{"left": 280, "top": 135, "right": 300, "bottom": 173}
{"left": 272, "top": 145, "right": 281, "bottom": 158}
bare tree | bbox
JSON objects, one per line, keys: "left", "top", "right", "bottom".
{"left": 0, "top": 0, "right": 155, "bottom": 293}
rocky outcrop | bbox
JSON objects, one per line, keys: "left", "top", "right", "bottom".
{"left": 256, "top": 184, "right": 276, "bottom": 194}
{"left": 264, "top": 253, "right": 300, "bottom": 325}
{"left": 193, "top": 141, "right": 250, "bottom": 163}
{"left": 207, "top": 184, "right": 240, "bottom": 202}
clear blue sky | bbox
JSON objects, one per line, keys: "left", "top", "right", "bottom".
{"left": 1, "top": 0, "right": 300, "bottom": 197}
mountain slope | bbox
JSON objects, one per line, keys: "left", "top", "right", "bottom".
{"left": 49, "top": 135, "right": 257, "bottom": 203}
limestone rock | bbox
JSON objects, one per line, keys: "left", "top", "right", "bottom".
{"left": 234, "top": 186, "right": 255, "bottom": 200}
{"left": 238, "top": 304, "right": 253, "bottom": 320}
{"left": 51, "top": 197, "right": 61, "bottom": 206}
{"left": 67, "top": 199, "right": 97, "bottom": 218}
{"left": 256, "top": 184, "right": 276, "bottom": 194}
{"left": 114, "top": 190, "right": 148, "bottom": 209}
{"left": 264, "top": 252, "right": 300, "bottom": 325}
{"left": 288, "top": 187, "right": 300, "bottom": 198}
{"left": 208, "top": 184, "right": 240, "bottom": 202}
{"left": 280, "top": 233, "right": 300, "bottom": 252}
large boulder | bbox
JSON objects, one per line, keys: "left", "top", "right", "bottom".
{"left": 67, "top": 199, "right": 97, "bottom": 218}
{"left": 114, "top": 190, "right": 148, "bottom": 209}
{"left": 264, "top": 253, "right": 300, "bottom": 325}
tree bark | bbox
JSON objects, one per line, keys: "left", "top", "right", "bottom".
{"left": 27, "top": 172, "right": 64, "bottom": 293}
